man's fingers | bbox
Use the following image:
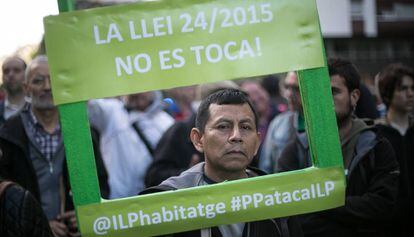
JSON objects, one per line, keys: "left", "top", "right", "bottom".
{"left": 49, "top": 220, "right": 68, "bottom": 237}
{"left": 60, "top": 210, "right": 76, "bottom": 219}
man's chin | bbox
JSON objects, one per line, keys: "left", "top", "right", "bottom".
{"left": 222, "top": 157, "right": 250, "bottom": 169}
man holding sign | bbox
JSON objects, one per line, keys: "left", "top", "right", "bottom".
{"left": 142, "top": 89, "right": 302, "bottom": 237}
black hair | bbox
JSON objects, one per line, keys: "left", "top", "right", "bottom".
{"left": 261, "top": 74, "right": 281, "bottom": 97}
{"left": 195, "top": 88, "right": 258, "bottom": 132}
{"left": 378, "top": 63, "right": 414, "bottom": 108}
{"left": 328, "top": 58, "right": 360, "bottom": 92}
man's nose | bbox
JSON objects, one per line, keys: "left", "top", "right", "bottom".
{"left": 229, "top": 127, "right": 242, "bottom": 143}
{"left": 44, "top": 77, "right": 52, "bottom": 90}
{"left": 5, "top": 71, "right": 14, "bottom": 78}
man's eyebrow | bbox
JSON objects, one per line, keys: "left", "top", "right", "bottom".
{"left": 213, "top": 118, "right": 232, "bottom": 124}
{"left": 240, "top": 118, "right": 254, "bottom": 123}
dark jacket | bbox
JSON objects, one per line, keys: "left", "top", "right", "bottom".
{"left": 0, "top": 179, "right": 53, "bottom": 237}
{"left": 0, "top": 108, "right": 110, "bottom": 203}
{"left": 376, "top": 123, "right": 414, "bottom": 236}
{"left": 142, "top": 162, "right": 303, "bottom": 237}
{"left": 278, "top": 120, "right": 399, "bottom": 237}
{"left": 0, "top": 112, "right": 74, "bottom": 212}
{"left": 0, "top": 101, "right": 5, "bottom": 127}
{"left": 145, "top": 114, "right": 203, "bottom": 187}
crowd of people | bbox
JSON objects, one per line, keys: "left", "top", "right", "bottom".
{"left": 0, "top": 54, "right": 413, "bottom": 237}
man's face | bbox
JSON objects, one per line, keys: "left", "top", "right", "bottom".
{"left": 24, "top": 62, "right": 55, "bottom": 110}
{"left": 191, "top": 103, "right": 260, "bottom": 178}
{"left": 283, "top": 72, "right": 302, "bottom": 112}
{"left": 390, "top": 76, "right": 414, "bottom": 113}
{"left": 2, "top": 57, "right": 25, "bottom": 95}
{"left": 331, "top": 75, "right": 359, "bottom": 125}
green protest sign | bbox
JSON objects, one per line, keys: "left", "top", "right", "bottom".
{"left": 45, "top": 0, "right": 344, "bottom": 236}
{"left": 78, "top": 167, "right": 344, "bottom": 236}
{"left": 45, "top": 0, "right": 324, "bottom": 105}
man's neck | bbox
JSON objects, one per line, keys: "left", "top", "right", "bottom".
{"left": 387, "top": 108, "right": 409, "bottom": 135}
{"left": 204, "top": 164, "right": 248, "bottom": 183}
{"left": 6, "top": 92, "right": 25, "bottom": 107}
{"left": 338, "top": 117, "right": 353, "bottom": 141}
{"left": 387, "top": 107, "right": 409, "bottom": 128}
{"left": 32, "top": 107, "right": 59, "bottom": 134}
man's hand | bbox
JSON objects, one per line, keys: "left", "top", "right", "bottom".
{"left": 49, "top": 220, "right": 68, "bottom": 237}
{"left": 59, "top": 210, "right": 80, "bottom": 237}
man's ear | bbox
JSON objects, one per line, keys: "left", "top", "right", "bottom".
{"left": 190, "top": 128, "right": 204, "bottom": 153}
{"left": 350, "top": 89, "right": 360, "bottom": 108}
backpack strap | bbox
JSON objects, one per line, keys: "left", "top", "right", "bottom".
{"left": 0, "top": 181, "right": 15, "bottom": 199}
{"left": 132, "top": 121, "right": 154, "bottom": 156}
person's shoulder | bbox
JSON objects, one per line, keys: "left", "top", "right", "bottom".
{"left": 139, "top": 184, "right": 176, "bottom": 195}
{"left": 273, "top": 111, "right": 294, "bottom": 122}
{"left": 141, "top": 163, "right": 205, "bottom": 195}
{"left": 0, "top": 112, "right": 24, "bottom": 136}
{"left": 267, "top": 111, "right": 295, "bottom": 131}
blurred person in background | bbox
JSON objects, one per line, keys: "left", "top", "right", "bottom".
{"left": 261, "top": 74, "right": 288, "bottom": 117}
{"left": 163, "top": 86, "right": 196, "bottom": 121}
{"left": 0, "top": 55, "right": 78, "bottom": 237}
{"left": 376, "top": 63, "right": 414, "bottom": 237}
{"left": 278, "top": 58, "right": 399, "bottom": 237}
{"left": 260, "top": 72, "right": 305, "bottom": 173}
{"left": 88, "top": 90, "right": 174, "bottom": 198}
{"left": 125, "top": 91, "right": 175, "bottom": 153}
{"left": 1, "top": 56, "right": 27, "bottom": 126}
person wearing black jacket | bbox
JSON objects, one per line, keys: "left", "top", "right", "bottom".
{"left": 376, "top": 63, "right": 414, "bottom": 237}
{"left": 0, "top": 56, "right": 109, "bottom": 237}
{"left": 277, "top": 59, "right": 399, "bottom": 236}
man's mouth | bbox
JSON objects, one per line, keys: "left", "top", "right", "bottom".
{"left": 226, "top": 150, "right": 246, "bottom": 156}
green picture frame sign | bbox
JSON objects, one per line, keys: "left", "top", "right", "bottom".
{"left": 44, "top": 0, "right": 345, "bottom": 236}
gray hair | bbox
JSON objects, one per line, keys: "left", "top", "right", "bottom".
{"left": 24, "top": 55, "right": 48, "bottom": 82}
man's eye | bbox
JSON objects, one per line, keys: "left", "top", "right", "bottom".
{"left": 241, "top": 124, "right": 250, "bottom": 129}
{"left": 13, "top": 68, "right": 22, "bottom": 73}
{"left": 399, "top": 86, "right": 407, "bottom": 91}
{"left": 32, "top": 76, "right": 45, "bottom": 84}
{"left": 217, "top": 124, "right": 230, "bottom": 130}
{"left": 33, "top": 79, "right": 43, "bottom": 84}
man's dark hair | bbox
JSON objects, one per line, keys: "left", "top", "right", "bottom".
{"left": 328, "top": 58, "right": 360, "bottom": 92}
{"left": 378, "top": 63, "right": 414, "bottom": 108}
{"left": 195, "top": 88, "right": 258, "bottom": 132}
